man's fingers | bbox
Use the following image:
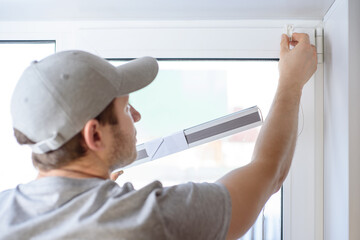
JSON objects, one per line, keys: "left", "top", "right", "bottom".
{"left": 311, "top": 45, "right": 318, "bottom": 60}
{"left": 280, "top": 34, "right": 290, "bottom": 56}
{"left": 110, "top": 170, "right": 124, "bottom": 181}
{"left": 291, "top": 33, "right": 310, "bottom": 45}
{"left": 290, "top": 40, "right": 299, "bottom": 47}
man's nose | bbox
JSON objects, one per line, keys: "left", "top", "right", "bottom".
{"left": 130, "top": 105, "right": 141, "bottom": 122}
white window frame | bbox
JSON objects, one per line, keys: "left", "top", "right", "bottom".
{"left": 0, "top": 20, "right": 324, "bottom": 240}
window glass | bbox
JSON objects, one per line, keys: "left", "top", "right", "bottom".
{"left": 111, "top": 60, "right": 281, "bottom": 239}
{"left": 0, "top": 42, "right": 55, "bottom": 191}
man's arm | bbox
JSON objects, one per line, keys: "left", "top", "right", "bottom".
{"left": 217, "top": 33, "right": 318, "bottom": 240}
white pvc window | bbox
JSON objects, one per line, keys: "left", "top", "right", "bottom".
{"left": 0, "top": 42, "right": 55, "bottom": 191}
{"left": 0, "top": 20, "right": 322, "bottom": 240}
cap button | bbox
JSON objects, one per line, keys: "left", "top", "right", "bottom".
{"left": 61, "top": 74, "right": 70, "bottom": 80}
{"left": 31, "top": 60, "right": 38, "bottom": 64}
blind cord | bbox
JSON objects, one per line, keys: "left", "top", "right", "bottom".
{"left": 297, "top": 102, "right": 304, "bottom": 138}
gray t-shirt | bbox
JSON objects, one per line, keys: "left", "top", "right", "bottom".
{"left": 0, "top": 177, "right": 231, "bottom": 240}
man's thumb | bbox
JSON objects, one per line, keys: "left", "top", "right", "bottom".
{"left": 280, "top": 34, "right": 290, "bottom": 56}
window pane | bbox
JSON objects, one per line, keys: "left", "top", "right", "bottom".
{"left": 0, "top": 42, "right": 55, "bottom": 191}
{"left": 111, "top": 60, "right": 281, "bottom": 239}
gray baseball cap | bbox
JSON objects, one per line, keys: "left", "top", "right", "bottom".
{"left": 11, "top": 50, "right": 158, "bottom": 154}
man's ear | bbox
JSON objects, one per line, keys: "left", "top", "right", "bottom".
{"left": 82, "top": 119, "right": 105, "bottom": 151}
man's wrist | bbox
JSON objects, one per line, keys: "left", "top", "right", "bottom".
{"left": 278, "top": 77, "right": 304, "bottom": 94}
{"left": 276, "top": 79, "right": 303, "bottom": 104}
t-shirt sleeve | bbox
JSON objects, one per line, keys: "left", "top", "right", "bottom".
{"left": 155, "top": 182, "right": 232, "bottom": 240}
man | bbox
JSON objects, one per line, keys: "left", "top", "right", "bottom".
{"left": 0, "top": 33, "right": 317, "bottom": 240}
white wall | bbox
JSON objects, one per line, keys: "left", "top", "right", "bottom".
{"left": 348, "top": 0, "right": 360, "bottom": 239}
{"left": 324, "top": 1, "right": 349, "bottom": 238}
{"left": 0, "top": 0, "right": 334, "bottom": 21}
{"left": 324, "top": 0, "right": 360, "bottom": 239}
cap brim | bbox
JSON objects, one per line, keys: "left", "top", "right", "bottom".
{"left": 115, "top": 56, "right": 159, "bottom": 96}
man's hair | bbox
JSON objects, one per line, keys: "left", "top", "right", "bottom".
{"left": 14, "top": 100, "right": 118, "bottom": 171}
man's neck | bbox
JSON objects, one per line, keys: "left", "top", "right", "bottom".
{"left": 36, "top": 155, "right": 111, "bottom": 180}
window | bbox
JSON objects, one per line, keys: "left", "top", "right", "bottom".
{"left": 111, "top": 59, "right": 281, "bottom": 239}
{"left": 0, "top": 41, "right": 55, "bottom": 191}
{"left": 0, "top": 20, "right": 322, "bottom": 239}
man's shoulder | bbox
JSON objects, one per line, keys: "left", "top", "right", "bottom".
{"left": 0, "top": 188, "right": 15, "bottom": 205}
{"left": 0, "top": 179, "right": 231, "bottom": 240}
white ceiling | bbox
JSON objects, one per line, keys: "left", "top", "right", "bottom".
{"left": 0, "top": 0, "right": 335, "bottom": 21}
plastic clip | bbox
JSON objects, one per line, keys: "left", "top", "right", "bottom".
{"left": 284, "top": 24, "right": 294, "bottom": 42}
